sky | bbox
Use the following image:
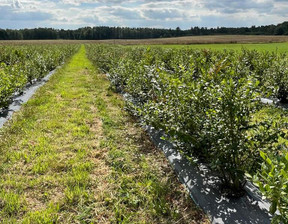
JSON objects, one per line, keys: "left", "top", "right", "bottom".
{"left": 0, "top": 0, "right": 288, "bottom": 30}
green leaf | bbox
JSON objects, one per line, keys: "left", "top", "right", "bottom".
{"left": 260, "top": 151, "right": 266, "bottom": 160}
{"left": 285, "top": 152, "right": 288, "bottom": 162}
{"left": 270, "top": 201, "right": 277, "bottom": 214}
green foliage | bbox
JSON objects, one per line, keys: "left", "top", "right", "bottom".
{"left": 0, "top": 44, "right": 79, "bottom": 108}
{"left": 86, "top": 44, "right": 288, "bottom": 220}
{"left": 266, "top": 55, "right": 288, "bottom": 103}
{"left": 206, "top": 75, "right": 260, "bottom": 191}
{"left": 254, "top": 150, "right": 288, "bottom": 223}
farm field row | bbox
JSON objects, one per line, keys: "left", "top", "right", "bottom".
{"left": 86, "top": 44, "right": 288, "bottom": 223}
{"left": 1, "top": 41, "right": 288, "bottom": 223}
{"left": 0, "top": 44, "right": 78, "bottom": 108}
{"left": 0, "top": 45, "right": 208, "bottom": 223}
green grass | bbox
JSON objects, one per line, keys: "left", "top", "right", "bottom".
{"left": 151, "top": 42, "right": 288, "bottom": 52}
{"left": 0, "top": 45, "right": 208, "bottom": 223}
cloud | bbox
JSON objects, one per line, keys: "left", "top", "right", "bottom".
{"left": 200, "top": 0, "right": 274, "bottom": 14}
{"left": 109, "top": 7, "right": 141, "bottom": 20}
{"left": 141, "top": 8, "right": 184, "bottom": 20}
{"left": 0, "top": 0, "right": 288, "bottom": 29}
{"left": 12, "top": 0, "right": 23, "bottom": 8}
{"left": 0, "top": 5, "right": 51, "bottom": 21}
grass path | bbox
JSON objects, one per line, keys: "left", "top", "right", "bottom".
{"left": 0, "top": 45, "right": 208, "bottom": 223}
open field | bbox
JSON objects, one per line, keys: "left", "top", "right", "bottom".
{"left": 97, "top": 35, "right": 288, "bottom": 45}
{"left": 158, "top": 42, "right": 288, "bottom": 52}
{"left": 1, "top": 35, "right": 288, "bottom": 46}
{"left": 0, "top": 40, "right": 90, "bottom": 45}
{"left": 2, "top": 35, "right": 288, "bottom": 52}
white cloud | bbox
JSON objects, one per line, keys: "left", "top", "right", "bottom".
{"left": 12, "top": 0, "right": 23, "bottom": 8}
{"left": 0, "top": 0, "right": 288, "bottom": 29}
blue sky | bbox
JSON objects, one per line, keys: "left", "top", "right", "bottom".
{"left": 0, "top": 0, "right": 288, "bottom": 29}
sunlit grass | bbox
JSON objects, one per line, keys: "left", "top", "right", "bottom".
{"left": 148, "top": 42, "right": 288, "bottom": 52}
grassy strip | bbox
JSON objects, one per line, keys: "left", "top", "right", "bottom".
{"left": 0, "top": 45, "right": 208, "bottom": 223}
{"left": 145, "top": 42, "right": 288, "bottom": 52}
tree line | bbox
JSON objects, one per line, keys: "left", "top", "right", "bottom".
{"left": 0, "top": 22, "right": 288, "bottom": 40}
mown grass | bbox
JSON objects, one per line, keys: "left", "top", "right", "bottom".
{"left": 0, "top": 45, "right": 209, "bottom": 223}
{"left": 151, "top": 42, "right": 288, "bottom": 52}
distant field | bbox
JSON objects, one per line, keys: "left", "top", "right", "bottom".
{"left": 0, "top": 39, "right": 87, "bottom": 45}
{"left": 158, "top": 42, "right": 288, "bottom": 53}
{"left": 98, "top": 35, "right": 288, "bottom": 45}
{"left": 1, "top": 35, "right": 288, "bottom": 52}
{"left": 1, "top": 35, "right": 288, "bottom": 45}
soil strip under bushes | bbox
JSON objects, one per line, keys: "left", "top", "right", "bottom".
{"left": 261, "top": 97, "right": 288, "bottom": 109}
